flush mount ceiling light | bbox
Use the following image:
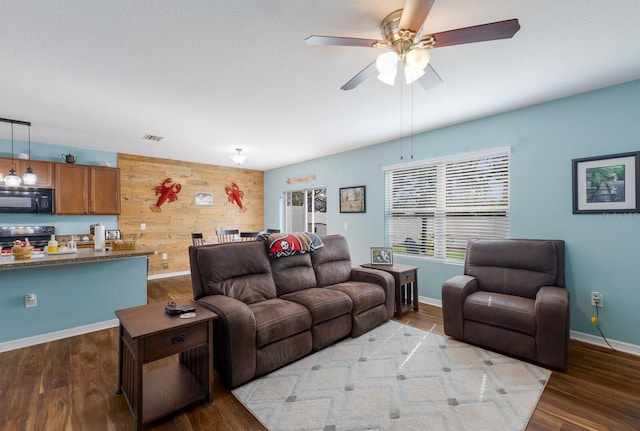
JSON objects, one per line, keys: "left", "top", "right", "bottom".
{"left": 230, "top": 148, "right": 247, "bottom": 165}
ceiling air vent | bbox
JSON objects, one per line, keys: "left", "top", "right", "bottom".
{"left": 143, "top": 134, "right": 163, "bottom": 141}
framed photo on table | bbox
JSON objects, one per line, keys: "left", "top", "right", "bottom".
{"left": 572, "top": 152, "right": 640, "bottom": 214}
{"left": 339, "top": 185, "right": 366, "bottom": 213}
{"left": 370, "top": 247, "right": 393, "bottom": 265}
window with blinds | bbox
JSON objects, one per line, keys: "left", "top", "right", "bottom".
{"left": 384, "top": 147, "right": 510, "bottom": 261}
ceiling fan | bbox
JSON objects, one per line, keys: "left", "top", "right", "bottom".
{"left": 306, "top": 0, "right": 520, "bottom": 91}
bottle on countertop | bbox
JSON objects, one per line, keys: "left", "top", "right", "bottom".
{"left": 47, "top": 235, "right": 59, "bottom": 253}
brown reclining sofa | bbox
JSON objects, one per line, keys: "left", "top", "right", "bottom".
{"left": 189, "top": 234, "right": 395, "bottom": 388}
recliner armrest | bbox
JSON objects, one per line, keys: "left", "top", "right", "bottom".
{"left": 351, "top": 268, "right": 396, "bottom": 319}
{"left": 535, "top": 285, "right": 570, "bottom": 369}
{"left": 197, "top": 294, "right": 257, "bottom": 387}
{"left": 441, "top": 275, "right": 478, "bottom": 338}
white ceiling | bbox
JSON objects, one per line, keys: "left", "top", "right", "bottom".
{"left": 2, "top": 1, "right": 639, "bottom": 171}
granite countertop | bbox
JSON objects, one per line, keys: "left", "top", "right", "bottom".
{"left": 0, "top": 247, "right": 157, "bottom": 270}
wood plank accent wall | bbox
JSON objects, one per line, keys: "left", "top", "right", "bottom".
{"left": 118, "top": 154, "right": 264, "bottom": 276}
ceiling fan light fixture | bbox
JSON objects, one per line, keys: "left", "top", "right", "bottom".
{"left": 404, "top": 66, "right": 425, "bottom": 84}
{"left": 377, "top": 71, "right": 397, "bottom": 86}
{"left": 230, "top": 148, "right": 247, "bottom": 165}
{"left": 376, "top": 51, "right": 399, "bottom": 86}
{"left": 405, "top": 49, "right": 430, "bottom": 69}
{"left": 404, "top": 49, "right": 430, "bottom": 84}
{"left": 376, "top": 51, "right": 398, "bottom": 75}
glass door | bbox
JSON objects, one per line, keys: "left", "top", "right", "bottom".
{"left": 284, "top": 187, "right": 326, "bottom": 234}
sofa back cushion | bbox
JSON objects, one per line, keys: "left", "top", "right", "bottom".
{"left": 311, "top": 235, "right": 352, "bottom": 287}
{"left": 190, "top": 241, "right": 277, "bottom": 304}
{"left": 270, "top": 253, "right": 318, "bottom": 295}
{"left": 464, "top": 238, "right": 565, "bottom": 299}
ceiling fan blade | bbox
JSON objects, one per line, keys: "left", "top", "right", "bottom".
{"left": 418, "top": 64, "right": 442, "bottom": 90}
{"left": 306, "top": 35, "right": 382, "bottom": 48}
{"left": 431, "top": 19, "right": 520, "bottom": 48}
{"left": 341, "top": 60, "right": 377, "bottom": 91}
{"left": 399, "top": 0, "right": 436, "bottom": 32}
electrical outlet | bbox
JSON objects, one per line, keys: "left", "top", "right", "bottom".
{"left": 591, "top": 291, "right": 603, "bottom": 307}
{"left": 140, "top": 223, "right": 146, "bottom": 230}
{"left": 25, "top": 293, "right": 37, "bottom": 308}
{"left": 162, "top": 253, "right": 168, "bottom": 260}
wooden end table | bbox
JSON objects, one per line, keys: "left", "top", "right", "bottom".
{"left": 115, "top": 301, "right": 217, "bottom": 430}
{"left": 361, "top": 263, "right": 419, "bottom": 318}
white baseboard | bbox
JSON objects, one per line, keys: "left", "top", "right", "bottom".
{"left": 418, "top": 297, "right": 640, "bottom": 356}
{"left": 147, "top": 270, "right": 190, "bottom": 280}
{"left": 0, "top": 319, "right": 119, "bottom": 353}
{"left": 569, "top": 330, "right": 640, "bottom": 356}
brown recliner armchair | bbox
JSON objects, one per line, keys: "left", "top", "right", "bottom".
{"left": 442, "top": 238, "right": 570, "bottom": 369}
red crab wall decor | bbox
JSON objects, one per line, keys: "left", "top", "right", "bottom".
{"left": 225, "top": 182, "right": 246, "bottom": 213}
{"left": 150, "top": 177, "right": 182, "bottom": 213}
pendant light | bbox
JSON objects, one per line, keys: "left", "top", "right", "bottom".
{"left": 22, "top": 124, "right": 37, "bottom": 185}
{"left": 4, "top": 123, "right": 22, "bottom": 186}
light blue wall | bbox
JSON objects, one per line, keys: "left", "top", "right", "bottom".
{"left": 0, "top": 257, "right": 148, "bottom": 343}
{"left": 0, "top": 141, "right": 119, "bottom": 232}
{"left": 264, "top": 79, "right": 640, "bottom": 346}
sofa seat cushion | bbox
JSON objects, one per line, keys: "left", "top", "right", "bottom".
{"left": 326, "top": 281, "right": 385, "bottom": 315}
{"left": 281, "top": 288, "right": 352, "bottom": 325}
{"left": 250, "top": 298, "right": 312, "bottom": 348}
{"left": 463, "top": 291, "right": 536, "bottom": 336}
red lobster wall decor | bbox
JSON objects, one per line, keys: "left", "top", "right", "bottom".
{"left": 225, "top": 182, "right": 247, "bottom": 213}
{"left": 150, "top": 177, "right": 182, "bottom": 213}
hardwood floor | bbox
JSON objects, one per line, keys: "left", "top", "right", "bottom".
{"left": 1, "top": 274, "right": 638, "bottom": 430}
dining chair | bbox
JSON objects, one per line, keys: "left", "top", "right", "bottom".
{"left": 216, "top": 229, "right": 239, "bottom": 243}
{"left": 191, "top": 233, "right": 204, "bottom": 246}
{"left": 240, "top": 231, "right": 261, "bottom": 241}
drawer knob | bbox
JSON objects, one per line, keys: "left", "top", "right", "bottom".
{"left": 171, "top": 335, "right": 185, "bottom": 344}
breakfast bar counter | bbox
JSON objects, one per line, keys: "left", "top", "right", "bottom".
{"left": 0, "top": 248, "right": 156, "bottom": 270}
{"left": 0, "top": 247, "right": 156, "bottom": 349}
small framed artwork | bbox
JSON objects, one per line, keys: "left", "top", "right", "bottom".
{"left": 339, "top": 185, "right": 366, "bottom": 213}
{"left": 370, "top": 247, "right": 393, "bottom": 265}
{"left": 572, "top": 152, "right": 640, "bottom": 214}
{"left": 195, "top": 191, "right": 214, "bottom": 206}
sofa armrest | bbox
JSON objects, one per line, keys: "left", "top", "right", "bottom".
{"left": 535, "top": 285, "right": 570, "bottom": 369}
{"left": 197, "top": 294, "right": 257, "bottom": 387}
{"left": 441, "top": 275, "right": 478, "bottom": 338}
{"left": 351, "top": 268, "right": 396, "bottom": 319}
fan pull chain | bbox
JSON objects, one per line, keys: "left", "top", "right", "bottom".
{"left": 410, "top": 83, "right": 414, "bottom": 160}
{"left": 400, "top": 81, "right": 404, "bottom": 160}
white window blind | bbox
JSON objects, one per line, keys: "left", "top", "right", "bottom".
{"left": 384, "top": 147, "right": 510, "bottom": 261}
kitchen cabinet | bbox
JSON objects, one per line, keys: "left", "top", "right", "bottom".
{"left": 0, "top": 157, "right": 54, "bottom": 186}
{"left": 54, "top": 163, "right": 121, "bottom": 215}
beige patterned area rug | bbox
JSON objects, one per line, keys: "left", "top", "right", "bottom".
{"left": 232, "top": 321, "right": 550, "bottom": 431}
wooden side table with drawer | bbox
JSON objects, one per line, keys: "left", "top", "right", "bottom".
{"left": 361, "top": 263, "right": 419, "bottom": 318}
{"left": 115, "top": 301, "right": 217, "bottom": 430}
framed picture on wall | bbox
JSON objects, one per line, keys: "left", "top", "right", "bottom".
{"left": 195, "top": 191, "right": 213, "bottom": 206}
{"left": 370, "top": 247, "right": 393, "bottom": 265}
{"left": 572, "top": 152, "right": 640, "bottom": 214}
{"left": 339, "top": 185, "right": 366, "bottom": 213}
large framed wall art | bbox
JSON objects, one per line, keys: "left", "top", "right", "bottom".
{"left": 572, "top": 151, "right": 640, "bottom": 214}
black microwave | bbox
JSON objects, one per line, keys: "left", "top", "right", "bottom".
{"left": 0, "top": 186, "right": 54, "bottom": 213}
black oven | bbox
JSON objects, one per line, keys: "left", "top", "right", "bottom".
{"left": 0, "top": 186, "right": 54, "bottom": 213}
